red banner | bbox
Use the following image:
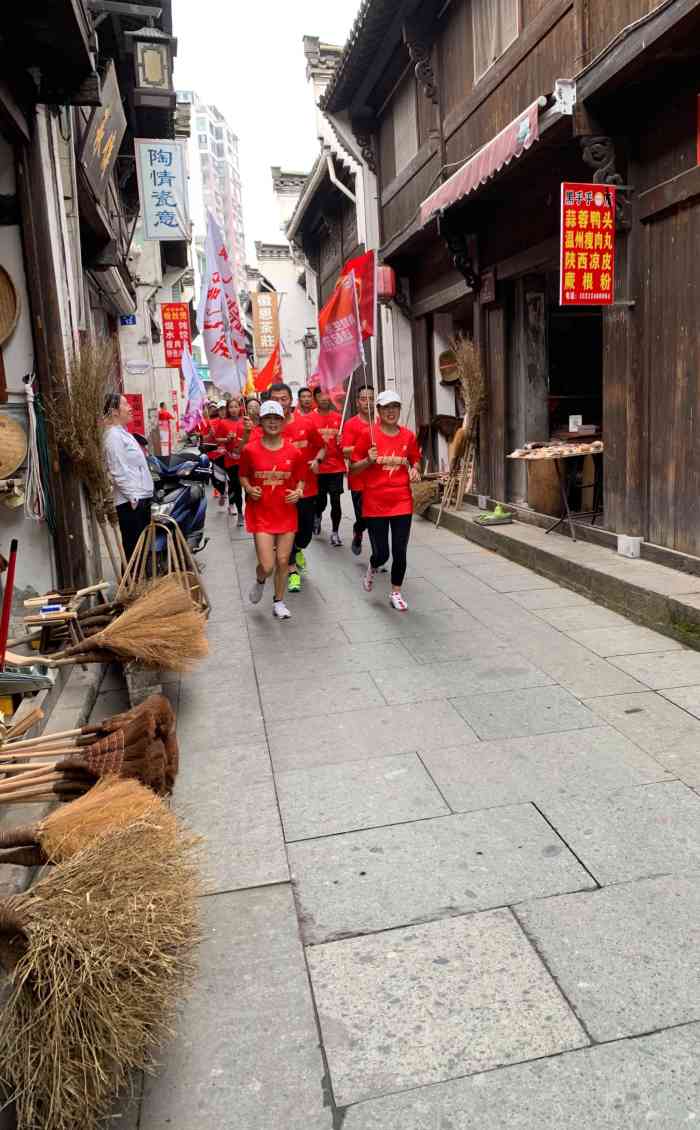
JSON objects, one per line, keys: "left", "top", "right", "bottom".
{"left": 340, "top": 250, "right": 375, "bottom": 339}
{"left": 560, "top": 182, "right": 616, "bottom": 306}
{"left": 125, "top": 393, "right": 145, "bottom": 436}
{"left": 255, "top": 341, "right": 282, "bottom": 392}
{"left": 161, "top": 302, "right": 192, "bottom": 368}
{"left": 317, "top": 273, "right": 363, "bottom": 393}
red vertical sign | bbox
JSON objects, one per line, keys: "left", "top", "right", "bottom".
{"left": 124, "top": 393, "right": 145, "bottom": 435}
{"left": 161, "top": 303, "right": 192, "bottom": 368}
{"left": 170, "top": 388, "right": 179, "bottom": 427}
{"left": 560, "top": 182, "right": 616, "bottom": 306}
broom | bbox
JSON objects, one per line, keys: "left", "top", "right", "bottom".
{"left": 0, "top": 814, "right": 201, "bottom": 1130}
{"left": 0, "top": 776, "right": 176, "bottom": 866}
{"left": 0, "top": 736, "right": 169, "bottom": 802}
{"left": 412, "top": 479, "right": 440, "bottom": 515}
{"left": 0, "top": 693, "right": 175, "bottom": 754}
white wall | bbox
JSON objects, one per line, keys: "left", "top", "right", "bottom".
{"left": 381, "top": 304, "right": 415, "bottom": 433}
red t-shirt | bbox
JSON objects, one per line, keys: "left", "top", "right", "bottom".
{"left": 284, "top": 414, "right": 323, "bottom": 499}
{"left": 353, "top": 426, "right": 421, "bottom": 518}
{"left": 222, "top": 419, "right": 245, "bottom": 467}
{"left": 311, "top": 409, "right": 345, "bottom": 474}
{"left": 208, "top": 417, "right": 236, "bottom": 460}
{"left": 341, "top": 414, "right": 372, "bottom": 491}
{"left": 239, "top": 439, "right": 306, "bottom": 534}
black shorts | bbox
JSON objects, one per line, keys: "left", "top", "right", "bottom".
{"left": 317, "top": 472, "right": 345, "bottom": 495}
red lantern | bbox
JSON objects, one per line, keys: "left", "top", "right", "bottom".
{"left": 377, "top": 265, "right": 396, "bottom": 304}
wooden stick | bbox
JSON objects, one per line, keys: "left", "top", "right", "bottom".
{"left": 0, "top": 727, "right": 83, "bottom": 752}
{"left": 6, "top": 706, "right": 44, "bottom": 741}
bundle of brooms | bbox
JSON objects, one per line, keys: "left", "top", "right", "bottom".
{"left": 412, "top": 478, "right": 440, "bottom": 515}
{"left": 7, "top": 575, "right": 209, "bottom": 672}
{"left": 0, "top": 814, "right": 201, "bottom": 1130}
{"left": 0, "top": 694, "right": 179, "bottom": 805}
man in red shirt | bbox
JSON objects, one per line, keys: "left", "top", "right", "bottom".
{"left": 351, "top": 388, "right": 421, "bottom": 612}
{"left": 341, "top": 385, "right": 375, "bottom": 556}
{"left": 208, "top": 400, "right": 236, "bottom": 510}
{"left": 295, "top": 387, "right": 314, "bottom": 417}
{"left": 311, "top": 386, "right": 345, "bottom": 546}
{"left": 269, "top": 382, "right": 325, "bottom": 592}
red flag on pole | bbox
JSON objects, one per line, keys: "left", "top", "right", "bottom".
{"left": 340, "top": 250, "right": 375, "bottom": 339}
{"left": 255, "top": 341, "right": 282, "bottom": 392}
{"left": 317, "top": 273, "right": 363, "bottom": 393}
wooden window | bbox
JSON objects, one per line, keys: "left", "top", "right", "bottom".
{"left": 393, "top": 72, "right": 419, "bottom": 175}
{"left": 472, "top": 0, "right": 519, "bottom": 82}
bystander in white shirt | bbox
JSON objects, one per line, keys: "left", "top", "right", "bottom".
{"left": 103, "top": 425, "right": 153, "bottom": 507}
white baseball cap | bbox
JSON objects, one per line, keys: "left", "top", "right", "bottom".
{"left": 376, "top": 389, "right": 401, "bottom": 407}
{"left": 260, "top": 400, "right": 285, "bottom": 418}
{"left": 217, "top": 400, "right": 226, "bottom": 409}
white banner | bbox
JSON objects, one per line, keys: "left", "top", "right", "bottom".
{"left": 135, "top": 139, "right": 190, "bottom": 241}
{"left": 197, "top": 213, "right": 247, "bottom": 394}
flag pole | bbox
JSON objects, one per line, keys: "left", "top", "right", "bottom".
{"left": 350, "top": 270, "right": 375, "bottom": 445}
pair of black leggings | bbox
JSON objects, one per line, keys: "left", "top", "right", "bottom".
{"left": 227, "top": 464, "right": 243, "bottom": 512}
{"left": 365, "top": 513, "right": 412, "bottom": 586}
{"left": 351, "top": 490, "right": 367, "bottom": 538}
{"left": 292, "top": 496, "right": 317, "bottom": 559}
{"left": 316, "top": 484, "right": 342, "bottom": 532}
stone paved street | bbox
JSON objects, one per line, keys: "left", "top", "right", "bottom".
{"left": 137, "top": 503, "right": 700, "bottom": 1129}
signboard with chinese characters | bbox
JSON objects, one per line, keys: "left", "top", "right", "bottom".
{"left": 161, "top": 302, "right": 191, "bottom": 368}
{"left": 560, "top": 182, "right": 616, "bottom": 306}
{"left": 125, "top": 393, "right": 145, "bottom": 436}
{"left": 252, "top": 291, "right": 280, "bottom": 362}
{"left": 80, "top": 62, "right": 127, "bottom": 203}
{"left": 135, "top": 139, "right": 190, "bottom": 241}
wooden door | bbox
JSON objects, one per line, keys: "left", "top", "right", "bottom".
{"left": 645, "top": 202, "right": 700, "bottom": 555}
{"left": 487, "top": 305, "right": 506, "bottom": 501}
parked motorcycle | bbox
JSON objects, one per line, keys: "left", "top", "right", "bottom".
{"left": 147, "top": 446, "right": 210, "bottom": 555}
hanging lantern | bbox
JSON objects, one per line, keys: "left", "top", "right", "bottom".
{"left": 377, "top": 265, "right": 396, "bottom": 305}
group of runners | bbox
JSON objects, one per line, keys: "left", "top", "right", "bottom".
{"left": 200, "top": 382, "right": 421, "bottom": 619}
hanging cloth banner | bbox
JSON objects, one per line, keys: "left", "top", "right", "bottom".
{"left": 254, "top": 341, "right": 282, "bottom": 393}
{"left": 339, "top": 250, "right": 375, "bottom": 339}
{"left": 316, "top": 272, "right": 363, "bottom": 394}
{"left": 197, "top": 213, "right": 247, "bottom": 394}
{"left": 181, "top": 347, "right": 207, "bottom": 433}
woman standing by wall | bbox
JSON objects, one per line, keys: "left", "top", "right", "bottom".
{"left": 103, "top": 393, "right": 154, "bottom": 563}
{"left": 350, "top": 389, "right": 421, "bottom": 612}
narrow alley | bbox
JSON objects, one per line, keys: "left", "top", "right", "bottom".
{"left": 135, "top": 505, "right": 700, "bottom": 1129}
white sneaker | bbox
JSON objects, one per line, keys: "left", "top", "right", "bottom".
{"left": 249, "top": 579, "right": 265, "bottom": 605}
{"left": 273, "top": 600, "right": 291, "bottom": 619}
{"left": 362, "top": 565, "right": 375, "bottom": 592}
{"left": 389, "top": 591, "right": 408, "bottom": 612}
{"left": 228, "top": 504, "right": 236, "bottom": 516}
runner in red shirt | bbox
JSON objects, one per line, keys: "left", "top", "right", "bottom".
{"left": 351, "top": 389, "right": 421, "bottom": 612}
{"left": 239, "top": 400, "right": 306, "bottom": 620}
{"left": 341, "top": 385, "right": 375, "bottom": 556}
{"left": 295, "top": 387, "right": 314, "bottom": 417}
{"left": 311, "top": 386, "right": 345, "bottom": 546}
{"left": 208, "top": 401, "right": 232, "bottom": 509}
{"left": 268, "top": 382, "right": 325, "bottom": 593}
{"left": 220, "top": 397, "right": 245, "bottom": 526}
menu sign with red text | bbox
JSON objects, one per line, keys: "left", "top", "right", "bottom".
{"left": 560, "top": 182, "right": 616, "bottom": 306}
{"left": 161, "top": 302, "right": 191, "bottom": 367}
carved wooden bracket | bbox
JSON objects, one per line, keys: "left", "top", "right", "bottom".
{"left": 403, "top": 18, "right": 439, "bottom": 104}
{"left": 351, "top": 120, "right": 377, "bottom": 175}
{"left": 439, "top": 215, "right": 480, "bottom": 292}
{"left": 580, "top": 135, "right": 631, "bottom": 230}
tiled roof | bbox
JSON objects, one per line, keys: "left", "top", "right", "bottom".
{"left": 320, "top": 0, "right": 397, "bottom": 113}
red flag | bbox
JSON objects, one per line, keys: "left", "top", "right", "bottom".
{"left": 255, "top": 341, "right": 282, "bottom": 392}
{"left": 340, "top": 250, "right": 375, "bottom": 339}
{"left": 317, "top": 273, "right": 363, "bottom": 393}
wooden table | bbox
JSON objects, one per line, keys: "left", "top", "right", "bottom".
{"left": 508, "top": 445, "right": 604, "bottom": 542}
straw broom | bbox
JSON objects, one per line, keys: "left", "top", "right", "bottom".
{"left": 0, "top": 693, "right": 174, "bottom": 754}
{"left": 0, "top": 737, "right": 169, "bottom": 803}
{"left": 412, "top": 479, "right": 440, "bottom": 515}
{"left": 0, "top": 818, "right": 201, "bottom": 1130}
{"left": 0, "top": 776, "right": 176, "bottom": 867}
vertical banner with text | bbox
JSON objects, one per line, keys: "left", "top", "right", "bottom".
{"left": 135, "top": 139, "right": 190, "bottom": 241}
{"left": 560, "top": 182, "right": 616, "bottom": 306}
{"left": 161, "top": 302, "right": 191, "bottom": 367}
{"left": 252, "top": 291, "right": 280, "bottom": 364}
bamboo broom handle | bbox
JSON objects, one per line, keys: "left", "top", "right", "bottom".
{"left": 0, "top": 762, "right": 61, "bottom": 777}
{"left": 0, "top": 846, "right": 44, "bottom": 867}
{"left": 0, "top": 728, "right": 82, "bottom": 751}
{"left": 0, "top": 824, "right": 38, "bottom": 849}
{"left": 0, "top": 785, "right": 84, "bottom": 804}
{"left": 0, "top": 768, "right": 64, "bottom": 792}
{"left": 0, "top": 744, "right": 82, "bottom": 763}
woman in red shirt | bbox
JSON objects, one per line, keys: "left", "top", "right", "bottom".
{"left": 311, "top": 386, "right": 345, "bottom": 546}
{"left": 351, "top": 389, "right": 421, "bottom": 612}
{"left": 220, "top": 397, "right": 246, "bottom": 525}
{"left": 239, "top": 400, "right": 306, "bottom": 620}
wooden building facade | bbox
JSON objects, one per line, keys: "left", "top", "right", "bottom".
{"left": 322, "top": 0, "right": 700, "bottom": 558}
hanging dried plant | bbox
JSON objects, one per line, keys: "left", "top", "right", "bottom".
{"left": 450, "top": 332, "right": 486, "bottom": 418}
{"left": 47, "top": 340, "right": 118, "bottom": 521}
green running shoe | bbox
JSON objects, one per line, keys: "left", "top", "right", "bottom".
{"left": 295, "top": 549, "right": 307, "bottom": 572}
{"left": 288, "top": 571, "right": 302, "bottom": 593}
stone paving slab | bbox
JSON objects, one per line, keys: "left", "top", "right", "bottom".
{"left": 277, "top": 752, "right": 449, "bottom": 841}
{"left": 401, "top": 628, "right": 511, "bottom": 664}
{"left": 610, "top": 649, "right": 700, "bottom": 689}
{"left": 660, "top": 684, "right": 700, "bottom": 718}
{"left": 306, "top": 909, "right": 587, "bottom": 1106}
{"left": 247, "top": 620, "right": 349, "bottom": 654}
{"left": 254, "top": 640, "right": 418, "bottom": 687}
{"left": 507, "top": 587, "right": 593, "bottom": 610}
{"left": 339, "top": 607, "right": 487, "bottom": 644}
{"left": 290, "top": 805, "right": 594, "bottom": 943}
{"left": 267, "top": 699, "right": 478, "bottom": 772}
{"left": 259, "top": 670, "right": 385, "bottom": 720}
{"left": 341, "top": 1025, "right": 700, "bottom": 1129}
{"left": 140, "top": 887, "right": 330, "bottom": 1130}
{"left": 420, "top": 727, "right": 674, "bottom": 813}
{"left": 450, "top": 685, "right": 597, "bottom": 740}
{"left": 470, "top": 569, "right": 559, "bottom": 593}
{"left": 371, "top": 652, "right": 553, "bottom": 704}
{"left": 540, "top": 781, "right": 700, "bottom": 885}
{"left": 515, "top": 874, "right": 700, "bottom": 1041}
{"left": 312, "top": 577, "right": 462, "bottom": 616}
{"left": 535, "top": 605, "right": 631, "bottom": 633}
{"left": 584, "top": 691, "right": 700, "bottom": 754}
{"left": 568, "top": 625, "right": 684, "bottom": 657}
